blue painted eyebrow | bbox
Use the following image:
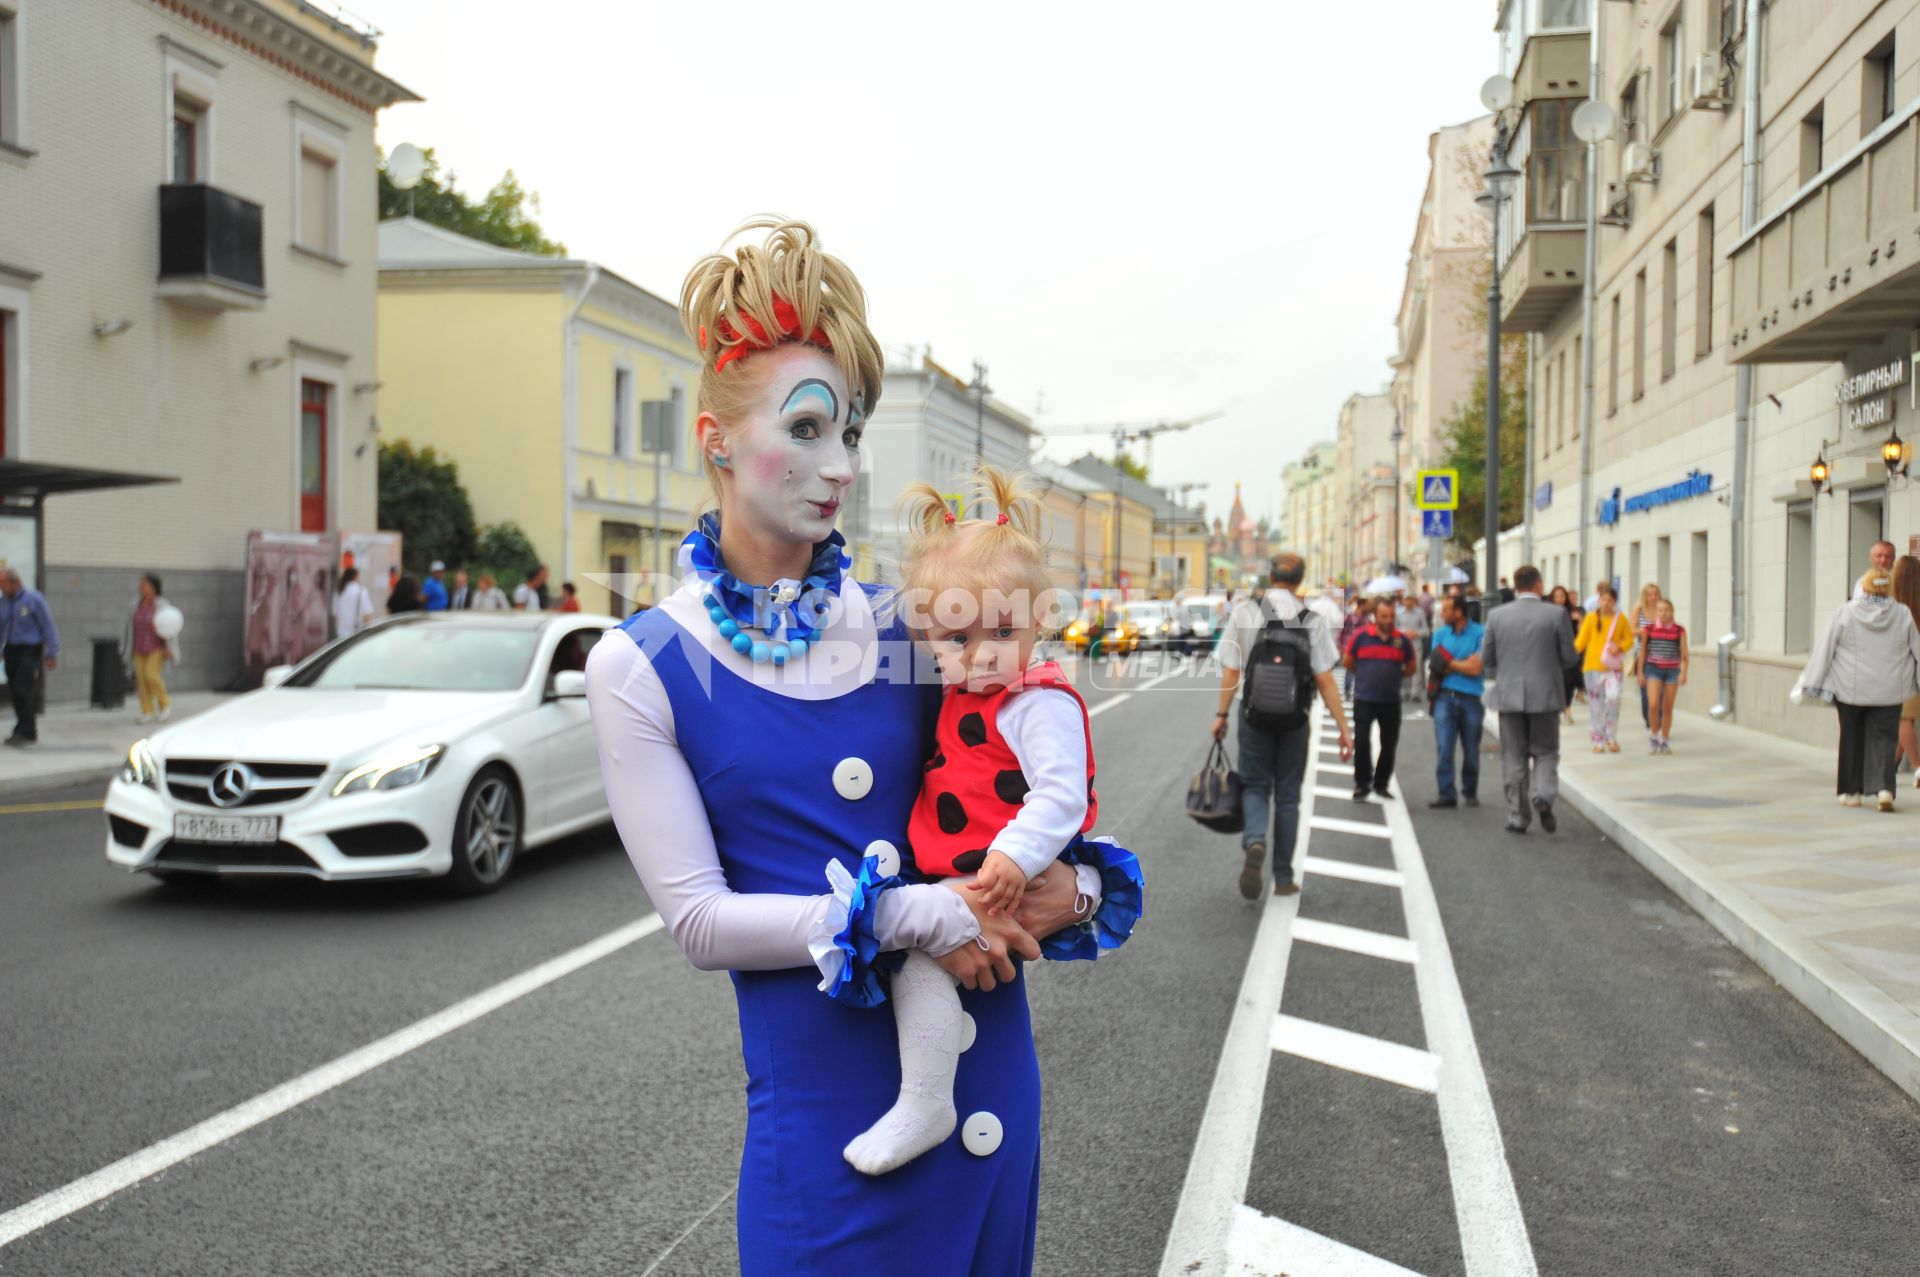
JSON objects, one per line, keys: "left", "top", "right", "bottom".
{"left": 781, "top": 379, "right": 840, "bottom": 423}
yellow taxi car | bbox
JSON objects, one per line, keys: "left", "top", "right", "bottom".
{"left": 1061, "top": 604, "right": 1141, "bottom": 655}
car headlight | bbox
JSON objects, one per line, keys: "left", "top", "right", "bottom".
{"left": 1066, "top": 623, "right": 1084, "bottom": 638}
{"left": 119, "top": 738, "right": 159, "bottom": 789}
{"left": 332, "top": 744, "right": 446, "bottom": 797}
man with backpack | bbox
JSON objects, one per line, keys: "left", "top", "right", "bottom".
{"left": 1212, "top": 553, "right": 1354, "bottom": 899}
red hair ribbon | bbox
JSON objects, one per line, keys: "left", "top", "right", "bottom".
{"left": 699, "top": 295, "right": 833, "bottom": 374}
{"left": 943, "top": 511, "right": 956, "bottom": 525}
{"left": 996, "top": 513, "right": 1009, "bottom": 525}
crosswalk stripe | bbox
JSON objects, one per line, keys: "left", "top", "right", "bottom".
{"left": 1309, "top": 815, "right": 1394, "bottom": 839}
{"left": 1270, "top": 1014, "right": 1440, "bottom": 1093}
{"left": 1291, "top": 916, "right": 1418, "bottom": 964}
{"left": 1301, "top": 855, "right": 1407, "bottom": 889}
{"left": 1226, "top": 1205, "right": 1428, "bottom": 1277}
{"left": 1312, "top": 785, "right": 1365, "bottom": 801}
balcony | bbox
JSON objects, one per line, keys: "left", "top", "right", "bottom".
{"left": 1497, "top": 97, "right": 1588, "bottom": 332}
{"left": 1512, "top": 30, "right": 1589, "bottom": 105}
{"left": 157, "top": 184, "right": 265, "bottom": 312}
{"left": 1728, "top": 104, "right": 1920, "bottom": 364}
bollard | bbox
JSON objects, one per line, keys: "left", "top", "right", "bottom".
{"left": 90, "top": 636, "right": 127, "bottom": 709}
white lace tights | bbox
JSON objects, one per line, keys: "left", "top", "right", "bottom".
{"left": 842, "top": 950, "right": 962, "bottom": 1175}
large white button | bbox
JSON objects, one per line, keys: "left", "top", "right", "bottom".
{"left": 864, "top": 839, "right": 901, "bottom": 877}
{"left": 960, "top": 1111, "right": 1003, "bottom": 1157}
{"left": 832, "top": 757, "right": 873, "bottom": 801}
{"left": 959, "top": 1012, "right": 977, "bottom": 1053}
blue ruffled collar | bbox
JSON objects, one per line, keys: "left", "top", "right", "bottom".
{"left": 680, "top": 512, "right": 851, "bottom": 647}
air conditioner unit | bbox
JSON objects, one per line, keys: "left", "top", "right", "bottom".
{"left": 1623, "top": 141, "right": 1658, "bottom": 183}
{"left": 1690, "top": 53, "right": 1729, "bottom": 108}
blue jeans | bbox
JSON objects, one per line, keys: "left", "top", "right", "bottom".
{"left": 1238, "top": 717, "right": 1310, "bottom": 883}
{"left": 1432, "top": 690, "right": 1484, "bottom": 802}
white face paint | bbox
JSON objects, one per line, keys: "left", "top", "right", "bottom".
{"left": 719, "top": 345, "right": 863, "bottom": 546}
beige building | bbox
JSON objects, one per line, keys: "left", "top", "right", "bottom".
{"left": 1281, "top": 440, "right": 1337, "bottom": 585}
{"left": 1337, "top": 390, "right": 1400, "bottom": 584}
{"left": 0, "top": 0, "right": 416, "bottom": 699}
{"left": 1497, "top": 0, "right": 1920, "bottom": 745}
{"left": 1390, "top": 114, "right": 1498, "bottom": 577}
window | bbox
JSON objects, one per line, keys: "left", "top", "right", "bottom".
{"left": 1695, "top": 206, "right": 1715, "bottom": 358}
{"left": 0, "top": 306, "right": 8, "bottom": 457}
{"left": 1542, "top": 357, "right": 1555, "bottom": 459}
{"left": 612, "top": 368, "right": 633, "bottom": 457}
{"left": 1558, "top": 349, "right": 1570, "bottom": 450}
{"left": 299, "top": 379, "right": 330, "bottom": 533}
{"left": 0, "top": 6, "right": 20, "bottom": 149}
{"left": 1717, "top": 0, "right": 1742, "bottom": 53}
{"left": 1518, "top": 99, "right": 1585, "bottom": 223}
{"left": 171, "top": 108, "right": 201, "bottom": 183}
{"left": 1628, "top": 541, "right": 1642, "bottom": 607}
{"left": 669, "top": 384, "right": 688, "bottom": 469}
{"left": 1661, "top": 238, "right": 1678, "bottom": 381}
{"left": 167, "top": 61, "right": 215, "bottom": 185}
{"left": 1621, "top": 73, "right": 1642, "bottom": 145}
{"left": 1632, "top": 268, "right": 1647, "bottom": 400}
{"left": 1541, "top": 0, "right": 1589, "bottom": 28}
{"left": 1656, "top": 536, "right": 1671, "bottom": 606}
{"left": 1800, "top": 103, "right": 1825, "bottom": 183}
{"left": 1660, "top": 13, "right": 1685, "bottom": 124}
{"left": 1864, "top": 36, "right": 1896, "bottom": 132}
{"left": 1690, "top": 531, "right": 1709, "bottom": 636}
{"left": 297, "top": 148, "right": 336, "bottom": 254}
{"left": 1784, "top": 503, "right": 1814, "bottom": 654}
{"left": 1608, "top": 293, "right": 1621, "bottom": 415}
{"left": 1572, "top": 336, "right": 1583, "bottom": 437}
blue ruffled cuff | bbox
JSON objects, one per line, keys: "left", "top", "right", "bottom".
{"left": 807, "top": 855, "right": 907, "bottom": 1008}
{"left": 1040, "top": 835, "right": 1145, "bottom": 962}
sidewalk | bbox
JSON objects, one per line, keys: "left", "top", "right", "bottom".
{"left": 0, "top": 692, "right": 228, "bottom": 799}
{"left": 1513, "top": 705, "right": 1920, "bottom": 1105}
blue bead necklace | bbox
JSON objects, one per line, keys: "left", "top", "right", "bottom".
{"left": 682, "top": 513, "right": 850, "bottom": 665}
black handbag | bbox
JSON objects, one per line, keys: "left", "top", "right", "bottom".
{"left": 1186, "top": 740, "right": 1245, "bottom": 833}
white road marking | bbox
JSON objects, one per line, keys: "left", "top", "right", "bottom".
{"left": 1380, "top": 796, "right": 1538, "bottom": 1276}
{"left": 1270, "top": 1014, "right": 1440, "bottom": 1093}
{"left": 1291, "top": 916, "right": 1419, "bottom": 965}
{"left": 1158, "top": 721, "right": 1319, "bottom": 1277}
{"left": 0, "top": 914, "right": 666, "bottom": 1250}
{"left": 1309, "top": 815, "right": 1395, "bottom": 840}
{"left": 1085, "top": 667, "right": 1182, "bottom": 720}
{"left": 638, "top": 1185, "right": 735, "bottom": 1277}
{"left": 1313, "top": 784, "right": 1365, "bottom": 801}
{"left": 1302, "top": 856, "right": 1407, "bottom": 889}
{"left": 1225, "top": 1206, "right": 1428, "bottom": 1277}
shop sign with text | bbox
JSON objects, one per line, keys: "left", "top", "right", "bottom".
{"left": 1836, "top": 358, "right": 1905, "bottom": 428}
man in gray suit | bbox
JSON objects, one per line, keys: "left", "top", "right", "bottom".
{"left": 1482, "top": 564, "right": 1578, "bottom": 834}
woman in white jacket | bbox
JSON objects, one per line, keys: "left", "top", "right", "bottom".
{"left": 1799, "top": 569, "right": 1920, "bottom": 811}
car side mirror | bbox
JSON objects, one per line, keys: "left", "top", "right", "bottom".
{"left": 549, "top": 669, "right": 588, "bottom": 700}
{"left": 262, "top": 665, "right": 295, "bottom": 689}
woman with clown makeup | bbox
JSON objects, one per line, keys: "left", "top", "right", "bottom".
{"left": 585, "top": 219, "right": 1124, "bottom": 1274}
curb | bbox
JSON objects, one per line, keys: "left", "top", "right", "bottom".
{"left": 1484, "top": 718, "right": 1920, "bottom": 1105}
{"left": 0, "top": 762, "right": 118, "bottom": 802}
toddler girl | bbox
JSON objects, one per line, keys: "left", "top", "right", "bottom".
{"left": 835, "top": 466, "right": 1142, "bottom": 1176}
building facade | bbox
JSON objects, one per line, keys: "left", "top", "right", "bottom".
{"left": 377, "top": 218, "right": 705, "bottom": 616}
{"left": 1498, "top": 0, "right": 1920, "bottom": 745}
{"left": 0, "top": 0, "right": 417, "bottom": 700}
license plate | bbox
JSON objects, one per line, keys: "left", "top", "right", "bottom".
{"left": 174, "top": 814, "right": 280, "bottom": 844}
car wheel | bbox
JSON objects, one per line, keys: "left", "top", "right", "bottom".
{"left": 446, "top": 766, "right": 520, "bottom": 895}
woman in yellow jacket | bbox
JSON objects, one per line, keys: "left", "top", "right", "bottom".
{"left": 1575, "top": 582, "right": 1635, "bottom": 752}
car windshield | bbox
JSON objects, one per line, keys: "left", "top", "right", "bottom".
{"left": 285, "top": 623, "right": 539, "bottom": 692}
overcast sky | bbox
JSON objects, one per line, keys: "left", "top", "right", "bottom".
{"left": 368, "top": 1, "right": 1493, "bottom": 531}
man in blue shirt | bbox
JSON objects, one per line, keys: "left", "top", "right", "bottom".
{"left": 1, "top": 568, "right": 61, "bottom": 746}
{"left": 422, "top": 561, "right": 450, "bottom": 612}
{"left": 1428, "top": 593, "right": 1485, "bottom": 808}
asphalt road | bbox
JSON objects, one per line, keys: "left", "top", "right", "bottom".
{"left": 1, "top": 655, "right": 1916, "bottom": 1276}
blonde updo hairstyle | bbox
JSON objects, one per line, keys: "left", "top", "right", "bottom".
{"left": 679, "top": 217, "right": 885, "bottom": 496}
{"left": 897, "top": 466, "right": 1067, "bottom": 635}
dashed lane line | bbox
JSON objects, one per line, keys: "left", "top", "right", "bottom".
{"left": 1300, "top": 856, "right": 1407, "bottom": 890}
{"left": 0, "top": 799, "right": 103, "bottom": 815}
{"left": 1291, "top": 916, "right": 1419, "bottom": 965}
{"left": 0, "top": 913, "right": 667, "bottom": 1249}
{"left": 1309, "top": 815, "right": 1395, "bottom": 840}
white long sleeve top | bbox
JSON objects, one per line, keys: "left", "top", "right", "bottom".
{"left": 986, "top": 687, "right": 1093, "bottom": 880}
{"left": 585, "top": 578, "right": 1100, "bottom": 973}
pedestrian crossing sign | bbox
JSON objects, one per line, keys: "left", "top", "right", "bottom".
{"left": 1421, "top": 509, "right": 1454, "bottom": 539}
{"left": 1415, "top": 469, "right": 1459, "bottom": 511}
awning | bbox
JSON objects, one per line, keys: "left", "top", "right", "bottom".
{"left": 0, "top": 459, "right": 178, "bottom": 498}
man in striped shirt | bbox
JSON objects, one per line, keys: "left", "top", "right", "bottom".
{"left": 1342, "top": 598, "right": 1418, "bottom": 802}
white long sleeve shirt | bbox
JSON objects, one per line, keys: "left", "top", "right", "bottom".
{"left": 585, "top": 578, "right": 1100, "bottom": 973}
{"left": 986, "top": 687, "right": 1093, "bottom": 880}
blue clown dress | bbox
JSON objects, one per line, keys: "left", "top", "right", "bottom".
{"left": 616, "top": 597, "right": 1042, "bottom": 1276}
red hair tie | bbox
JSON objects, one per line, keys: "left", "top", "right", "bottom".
{"left": 943, "top": 511, "right": 956, "bottom": 525}
{"left": 700, "top": 295, "right": 833, "bottom": 374}
{"left": 995, "top": 513, "right": 1009, "bottom": 525}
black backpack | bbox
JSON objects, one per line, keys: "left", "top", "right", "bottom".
{"left": 1241, "top": 606, "right": 1320, "bottom": 731}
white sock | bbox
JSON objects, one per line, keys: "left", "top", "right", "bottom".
{"left": 843, "top": 949, "right": 961, "bottom": 1175}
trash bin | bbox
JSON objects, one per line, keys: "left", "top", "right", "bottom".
{"left": 91, "top": 636, "right": 127, "bottom": 709}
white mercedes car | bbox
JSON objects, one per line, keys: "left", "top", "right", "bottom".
{"left": 104, "top": 611, "right": 619, "bottom": 893}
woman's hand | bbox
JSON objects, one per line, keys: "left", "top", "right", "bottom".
{"left": 936, "top": 879, "right": 1040, "bottom": 991}
{"left": 1008, "top": 865, "right": 1092, "bottom": 943}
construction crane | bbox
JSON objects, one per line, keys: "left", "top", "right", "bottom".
{"left": 1036, "top": 411, "right": 1224, "bottom": 474}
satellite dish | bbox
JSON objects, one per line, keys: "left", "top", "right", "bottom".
{"left": 386, "top": 142, "right": 428, "bottom": 192}
{"left": 1480, "top": 74, "right": 1515, "bottom": 112}
{"left": 1572, "top": 98, "right": 1618, "bottom": 144}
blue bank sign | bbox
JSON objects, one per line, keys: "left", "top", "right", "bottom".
{"left": 1597, "top": 471, "right": 1712, "bottom": 527}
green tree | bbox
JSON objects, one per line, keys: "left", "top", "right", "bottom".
{"left": 1110, "top": 451, "right": 1149, "bottom": 482}
{"left": 378, "top": 146, "right": 566, "bottom": 257}
{"left": 474, "top": 521, "right": 541, "bottom": 588}
{"left": 377, "top": 441, "right": 477, "bottom": 573}
{"left": 1436, "top": 360, "right": 1529, "bottom": 551}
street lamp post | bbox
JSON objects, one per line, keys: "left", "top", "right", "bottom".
{"left": 970, "top": 360, "right": 990, "bottom": 465}
{"left": 1476, "top": 84, "right": 1521, "bottom": 603}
